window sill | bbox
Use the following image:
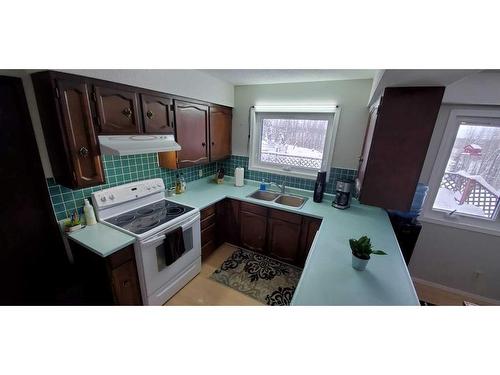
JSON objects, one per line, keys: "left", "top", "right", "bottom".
{"left": 248, "top": 164, "right": 320, "bottom": 180}
{"left": 420, "top": 214, "right": 500, "bottom": 237}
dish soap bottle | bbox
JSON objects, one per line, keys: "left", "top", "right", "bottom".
{"left": 83, "top": 198, "right": 97, "bottom": 225}
{"left": 175, "top": 174, "right": 182, "bottom": 194}
{"left": 180, "top": 173, "right": 187, "bottom": 193}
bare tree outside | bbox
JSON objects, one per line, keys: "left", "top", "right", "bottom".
{"left": 260, "top": 118, "right": 328, "bottom": 170}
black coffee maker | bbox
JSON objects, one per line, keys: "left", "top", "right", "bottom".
{"left": 332, "top": 179, "right": 352, "bottom": 209}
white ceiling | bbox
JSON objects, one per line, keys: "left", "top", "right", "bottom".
{"left": 200, "top": 69, "right": 377, "bottom": 86}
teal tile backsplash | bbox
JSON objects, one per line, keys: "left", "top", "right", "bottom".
{"left": 219, "top": 155, "right": 357, "bottom": 194}
{"left": 46, "top": 153, "right": 218, "bottom": 221}
{"left": 46, "top": 154, "right": 357, "bottom": 221}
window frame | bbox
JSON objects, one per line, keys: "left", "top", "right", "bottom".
{"left": 421, "top": 109, "right": 500, "bottom": 237}
{"left": 248, "top": 105, "right": 340, "bottom": 180}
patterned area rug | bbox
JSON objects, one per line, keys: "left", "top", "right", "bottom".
{"left": 210, "top": 247, "right": 302, "bottom": 306}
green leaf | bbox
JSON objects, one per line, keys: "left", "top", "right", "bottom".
{"left": 371, "top": 250, "right": 387, "bottom": 255}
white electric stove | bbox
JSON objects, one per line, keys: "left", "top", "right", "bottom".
{"left": 92, "top": 178, "right": 201, "bottom": 305}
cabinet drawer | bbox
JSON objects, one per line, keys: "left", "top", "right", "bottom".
{"left": 201, "top": 223, "right": 216, "bottom": 246}
{"left": 108, "top": 245, "right": 134, "bottom": 269}
{"left": 201, "top": 214, "right": 216, "bottom": 230}
{"left": 240, "top": 201, "right": 268, "bottom": 216}
{"left": 269, "top": 208, "right": 303, "bottom": 224}
{"left": 201, "top": 204, "right": 216, "bottom": 220}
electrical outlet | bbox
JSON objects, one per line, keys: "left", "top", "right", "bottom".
{"left": 198, "top": 169, "right": 203, "bottom": 178}
{"left": 473, "top": 270, "right": 484, "bottom": 279}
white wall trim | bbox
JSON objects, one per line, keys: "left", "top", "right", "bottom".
{"left": 412, "top": 277, "right": 500, "bottom": 306}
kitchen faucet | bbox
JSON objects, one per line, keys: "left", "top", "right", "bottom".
{"left": 271, "top": 180, "right": 286, "bottom": 194}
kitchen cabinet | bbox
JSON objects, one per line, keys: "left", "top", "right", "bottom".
{"left": 240, "top": 210, "right": 268, "bottom": 253}
{"left": 31, "top": 71, "right": 105, "bottom": 188}
{"left": 141, "top": 93, "right": 174, "bottom": 134}
{"left": 267, "top": 209, "right": 303, "bottom": 265}
{"left": 216, "top": 198, "right": 240, "bottom": 246}
{"left": 174, "top": 100, "right": 209, "bottom": 167}
{"left": 212, "top": 199, "right": 322, "bottom": 268}
{"left": 209, "top": 105, "right": 232, "bottom": 161}
{"left": 356, "top": 86, "right": 445, "bottom": 211}
{"left": 298, "top": 216, "right": 322, "bottom": 267}
{"left": 94, "top": 85, "right": 141, "bottom": 134}
{"left": 200, "top": 204, "right": 217, "bottom": 260}
{"left": 70, "top": 242, "right": 142, "bottom": 305}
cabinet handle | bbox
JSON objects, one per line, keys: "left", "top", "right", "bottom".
{"left": 202, "top": 142, "right": 206, "bottom": 147}
{"left": 123, "top": 280, "right": 130, "bottom": 287}
{"left": 122, "top": 108, "right": 132, "bottom": 119}
{"left": 211, "top": 141, "right": 215, "bottom": 146}
{"left": 146, "top": 110, "right": 154, "bottom": 119}
{"left": 79, "top": 147, "right": 89, "bottom": 157}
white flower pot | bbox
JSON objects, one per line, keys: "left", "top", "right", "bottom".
{"left": 352, "top": 254, "right": 370, "bottom": 271}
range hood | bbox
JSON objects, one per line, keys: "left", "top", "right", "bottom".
{"left": 98, "top": 135, "right": 181, "bottom": 156}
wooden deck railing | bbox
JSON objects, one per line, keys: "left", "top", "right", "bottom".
{"left": 440, "top": 172, "right": 499, "bottom": 218}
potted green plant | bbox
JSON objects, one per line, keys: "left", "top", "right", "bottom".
{"left": 349, "top": 235, "right": 387, "bottom": 271}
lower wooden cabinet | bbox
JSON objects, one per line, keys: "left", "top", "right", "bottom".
{"left": 235, "top": 201, "right": 321, "bottom": 268}
{"left": 200, "top": 199, "right": 323, "bottom": 269}
{"left": 240, "top": 210, "right": 268, "bottom": 253}
{"left": 267, "top": 214, "right": 302, "bottom": 265}
{"left": 200, "top": 204, "right": 217, "bottom": 260}
{"left": 70, "top": 241, "right": 142, "bottom": 305}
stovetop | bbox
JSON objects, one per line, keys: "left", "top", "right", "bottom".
{"left": 104, "top": 199, "right": 195, "bottom": 235}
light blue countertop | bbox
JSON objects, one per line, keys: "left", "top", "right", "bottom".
{"left": 66, "top": 223, "right": 135, "bottom": 258}
{"left": 66, "top": 176, "right": 419, "bottom": 305}
{"left": 169, "top": 177, "right": 419, "bottom": 306}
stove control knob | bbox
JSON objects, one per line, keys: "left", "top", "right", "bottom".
{"left": 100, "top": 196, "right": 107, "bottom": 202}
{"left": 109, "top": 194, "right": 115, "bottom": 200}
{"left": 146, "top": 186, "right": 151, "bottom": 190}
{"left": 156, "top": 183, "right": 161, "bottom": 188}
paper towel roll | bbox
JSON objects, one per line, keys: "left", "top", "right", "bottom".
{"left": 235, "top": 167, "right": 244, "bottom": 187}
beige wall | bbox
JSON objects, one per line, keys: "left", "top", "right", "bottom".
{"left": 232, "top": 79, "right": 373, "bottom": 169}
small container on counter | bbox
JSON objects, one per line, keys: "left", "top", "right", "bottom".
{"left": 235, "top": 167, "right": 244, "bottom": 187}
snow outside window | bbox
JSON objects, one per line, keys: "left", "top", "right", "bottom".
{"left": 423, "top": 109, "right": 500, "bottom": 236}
{"left": 248, "top": 106, "right": 340, "bottom": 180}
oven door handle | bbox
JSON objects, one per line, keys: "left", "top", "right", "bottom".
{"left": 181, "top": 214, "right": 200, "bottom": 230}
{"left": 142, "top": 234, "right": 166, "bottom": 246}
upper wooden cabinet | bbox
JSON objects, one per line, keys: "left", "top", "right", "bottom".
{"left": 31, "top": 71, "right": 105, "bottom": 188}
{"left": 141, "top": 94, "right": 174, "bottom": 134}
{"left": 356, "top": 86, "right": 445, "bottom": 211}
{"left": 94, "top": 86, "right": 141, "bottom": 134}
{"left": 209, "top": 105, "right": 232, "bottom": 161}
{"left": 174, "top": 100, "right": 209, "bottom": 167}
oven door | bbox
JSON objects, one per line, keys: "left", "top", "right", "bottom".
{"left": 138, "top": 213, "right": 201, "bottom": 296}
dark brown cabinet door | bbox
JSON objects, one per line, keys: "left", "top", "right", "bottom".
{"left": 174, "top": 100, "right": 209, "bottom": 167}
{"left": 216, "top": 199, "right": 241, "bottom": 246}
{"left": 209, "top": 105, "right": 232, "bottom": 161}
{"left": 110, "top": 260, "right": 142, "bottom": 305}
{"left": 298, "top": 216, "right": 322, "bottom": 267}
{"left": 357, "top": 87, "right": 445, "bottom": 211}
{"left": 240, "top": 211, "right": 267, "bottom": 253}
{"left": 95, "top": 86, "right": 141, "bottom": 134}
{"left": 141, "top": 94, "right": 174, "bottom": 134}
{"left": 267, "top": 218, "right": 302, "bottom": 265}
{"left": 56, "top": 79, "right": 104, "bottom": 187}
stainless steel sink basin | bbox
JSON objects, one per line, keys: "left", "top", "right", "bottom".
{"left": 249, "top": 190, "right": 281, "bottom": 201}
{"left": 247, "top": 190, "right": 308, "bottom": 209}
{"left": 274, "top": 195, "right": 307, "bottom": 208}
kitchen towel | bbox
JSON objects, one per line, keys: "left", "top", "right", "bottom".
{"left": 235, "top": 167, "right": 244, "bottom": 187}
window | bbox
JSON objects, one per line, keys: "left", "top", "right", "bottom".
{"left": 423, "top": 109, "right": 500, "bottom": 236}
{"left": 249, "top": 106, "right": 340, "bottom": 179}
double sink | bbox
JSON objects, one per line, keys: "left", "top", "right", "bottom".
{"left": 247, "top": 190, "right": 308, "bottom": 209}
